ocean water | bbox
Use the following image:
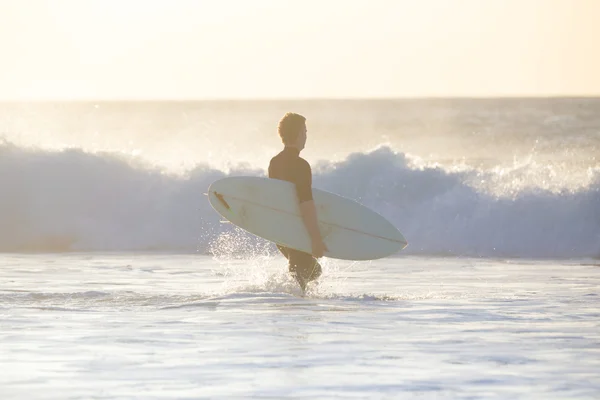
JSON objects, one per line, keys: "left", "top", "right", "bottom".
{"left": 1, "top": 254, "right": 599, "bottom": 399}
{"left": 1, "top": 99, "right": 599, "bottom": 257}
{"left": 1, "top": 99, "right": 599, "bottom": 398}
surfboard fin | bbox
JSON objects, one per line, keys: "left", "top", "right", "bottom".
{"left": 214, "top": 192, "right": 231, "bottom": 210}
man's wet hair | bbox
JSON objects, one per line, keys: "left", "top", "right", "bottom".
{"left": 278, "top": 112, "right": 306, "bottom": 145}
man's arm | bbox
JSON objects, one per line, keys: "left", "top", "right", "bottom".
{"left": 296, "top": 161, "right": 327, "bottom": 257}
{"left": 300, "top": 200, "right": 323, "bottom": 242}
{"left": 299, "top": 200, "right": 327, "bottom": 258}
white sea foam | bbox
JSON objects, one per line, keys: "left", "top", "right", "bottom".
{"left": 1, "top": 143, "right": 598, "bottom": 257}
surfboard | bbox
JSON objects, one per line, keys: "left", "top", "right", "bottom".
{"left": 207, "top": 176, "right": 407, "bottom": 261}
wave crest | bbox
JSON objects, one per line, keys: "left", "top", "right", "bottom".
{"left": 1, "top": 143, "right": 598, "bottom": 257}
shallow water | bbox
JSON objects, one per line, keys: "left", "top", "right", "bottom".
{"left": 1, "top": 253, "right": 599, "bottom": 399}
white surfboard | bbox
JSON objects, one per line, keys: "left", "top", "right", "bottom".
{"left": 207, "top": 176, "right": 407, "bottom": 261}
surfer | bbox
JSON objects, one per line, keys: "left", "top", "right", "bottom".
{"left": 268, "top": 112, "right": 327, "bottom": 292}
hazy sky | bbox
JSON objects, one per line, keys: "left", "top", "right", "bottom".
{"left": 1, "top": 0, "right": 599, "bottom": 99}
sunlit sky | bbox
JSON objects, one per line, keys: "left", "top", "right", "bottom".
{"left": 1, "top": 0, "right": 599, "bottom": 100}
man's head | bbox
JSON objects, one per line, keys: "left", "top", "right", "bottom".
{"left": 278, "top": 112, "right": 307, "bottom": 150}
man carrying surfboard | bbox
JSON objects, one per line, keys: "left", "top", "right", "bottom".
{"left": 268, "top": 112, "right": 327, "bottom": 292}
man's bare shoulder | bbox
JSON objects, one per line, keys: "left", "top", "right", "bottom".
{"left": 298, "top": 157, "right": 311, "bottom": 170}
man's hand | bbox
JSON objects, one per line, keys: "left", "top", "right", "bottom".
{"left": 311, "top": 238, "right": 328, "bottom": 258}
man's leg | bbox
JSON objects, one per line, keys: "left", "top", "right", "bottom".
{"left": 287, "top": 249, "right": 322, "bottom": 291}
{"left": 276, "top": 244, "right": 291, "bottom": 260}
{"left": 276, "top": 245, "right": 322, "bottom": 291}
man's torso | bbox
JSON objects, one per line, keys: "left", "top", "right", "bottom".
{"left": 268, "top": 147, "right": 313, "bottom": 203}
